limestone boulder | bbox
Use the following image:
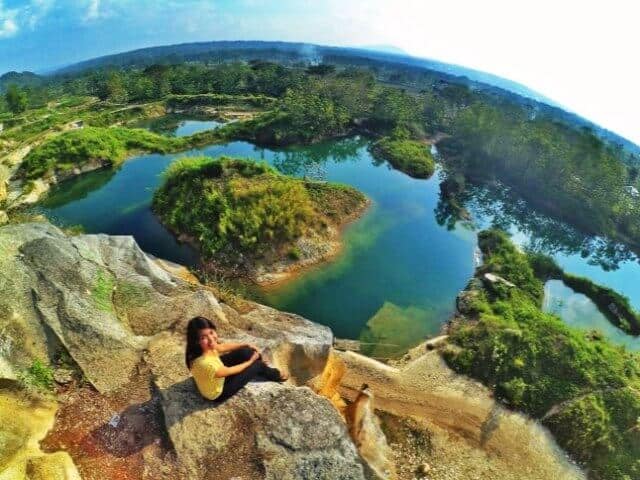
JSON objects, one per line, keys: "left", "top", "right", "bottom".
{"left": 220, "top": 303, "right": 333, "bottom": 384}
{"left": 148, "top": 333, "right": 367, "bottom": 480}
{"left": 0, "top": 223, "right": 227, "bottom": 392}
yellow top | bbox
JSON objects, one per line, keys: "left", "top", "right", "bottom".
{"left": 191, "top": 352, "right": 225, "bottom": 400}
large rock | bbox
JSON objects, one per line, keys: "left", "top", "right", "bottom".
{"left": 219, "top": 302, "right": 333, "bottom": 384}
{"left": 148, "top": 333, "right": 367, "bottom": 480}
{"left": 0, "top": 222, "right": 375, "bottom": 479}
{"left": 0, "top": 223, "right": 224, "bottom": 391}
{"left": 334, "top": 347, "right": 585, "bottom": 480}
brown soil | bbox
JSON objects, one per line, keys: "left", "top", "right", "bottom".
{"left": 41, "top": 367, "right": 181, "bottom": 480}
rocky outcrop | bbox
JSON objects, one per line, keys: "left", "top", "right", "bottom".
{"left": 148, "top": 332, "right": 367, "bottom": 480}
{"left": 0, "top": 387, "right": 81, "bottom": 480}
{"left": 0, "top": 222, "right": 225, "bottom": 391}
{"left": 0, "top": 222, "right": 337, "bottom": 388}
{"left": 0, "top": 221, "right": 587, "bottom": 480}
{"left": 1, "top": 222, "right": 376, "bottom": 479}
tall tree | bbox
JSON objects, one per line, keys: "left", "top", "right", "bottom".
{"left": 5, "top": 84, "right": 28, "bottom": 114}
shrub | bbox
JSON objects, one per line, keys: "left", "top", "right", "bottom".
{"left": 18, "top": 359, "right": 55, "bottom": 393}
{"left": 371, "top": 136, "right": 435, "bottom": 179}
{"left": 21, "top": 126, "right": 183, "bottom": 179}
{"left": 154, "top": 156, "right": 365, "bottom": 260}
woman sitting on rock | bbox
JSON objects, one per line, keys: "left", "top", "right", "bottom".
{"left": 185, "top": 316, "right": 288, "bottom": 402}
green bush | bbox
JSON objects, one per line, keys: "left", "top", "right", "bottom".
{"left": 21, "top": 126, "right": 184, "bottom": 179}
{"left": 18, "top": 359, "right": 55, "bottom": 393}
{"left": 477, "top": 229, "right": 543, "bottom": 302}
{"left": 371, "top": 136, "right": 435, "bottom": 179}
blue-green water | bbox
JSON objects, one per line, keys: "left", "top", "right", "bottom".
{"left": 543, "top": 280, "right": 639, "bottom": 351}
{"left": 38, "top": 132, "right": 640, "bottom": 353}
{"left": 135, "top": 115, "right": 224, "bottom": 137}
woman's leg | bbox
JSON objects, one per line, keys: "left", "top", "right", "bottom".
{"left": 216, "top": 358, "right": 285, "bottom": 402}
{"left": 219, "top": 346, "right": 254, "bottom": 367}
{"left": 216, "top": 360, "right": 264, "bottom": 402}
{"left": 220, "top": 347, "right": 283, "bottom": 380}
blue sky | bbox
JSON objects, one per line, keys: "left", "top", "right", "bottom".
{"left": 1, "top": 0, "right": 638, "bottom": 145}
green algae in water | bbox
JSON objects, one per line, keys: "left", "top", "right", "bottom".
{"left": 359, "top": 302, "right": 437, "bottom": 358}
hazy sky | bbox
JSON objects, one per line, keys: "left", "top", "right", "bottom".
{"left": 0, "top": 0, "right": 638, "bottom": 145}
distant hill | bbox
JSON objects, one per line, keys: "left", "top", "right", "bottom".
{"left": 52, "top": 40, "right": 639, "bottom": 157}
{"left": 54, "top": 40, "right": 558, "bottom": 104}
{"left": 0, "top": 71, "right": 43, "bottom": 91}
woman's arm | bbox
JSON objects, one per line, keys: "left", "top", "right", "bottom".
{"left": 216, "top": 342, "right": 259, "bottom": 353}
{"left": 214, "top": 351, "right": 259, "bottom": 378}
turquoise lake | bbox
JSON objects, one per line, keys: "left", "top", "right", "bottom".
{"left": 38, "top": 124, "right": 640, "bottom": 354}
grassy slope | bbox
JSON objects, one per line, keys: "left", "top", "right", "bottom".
{"left": 443, "top": 229, "right": 640, "bottom": 480}
{"left": 20, "top": 127, "right": 183, "bottom": 179}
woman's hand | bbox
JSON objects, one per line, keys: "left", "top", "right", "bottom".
{"left": 249, "top": 350, "right": 260, "bottom": 363}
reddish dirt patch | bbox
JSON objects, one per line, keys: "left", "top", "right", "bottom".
{"left": 41, "top": 369, "right": 181, "bottom": 480}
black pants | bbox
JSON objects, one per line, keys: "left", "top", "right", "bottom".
{"left": 217, "top": 347, "right": 282, "bottom": 402}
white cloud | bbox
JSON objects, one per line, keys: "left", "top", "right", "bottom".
{"left": 307, "top": 0, "right": 640, "bottom": 145}
{"left": 24, "top": 0, "right": 55, "bottom": 29}
{"left": 0, "top": 0, "right": 55, "bottom": 37}
{"left": 0, "top": 17, "right": 17, "bottom": 37}
{"left": 85, "top": 0, "right": 101, "bottom": 21}
{"left": 0, "top": 1, "right": 18, "bottom": 38}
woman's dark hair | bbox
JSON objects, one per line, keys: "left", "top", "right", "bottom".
{"left": 185, "top": 316, "right": 217, "bottom": 369}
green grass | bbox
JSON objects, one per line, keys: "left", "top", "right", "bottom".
{"left": 20, "top": 126, "right": 184, "bottom": 179}
{"left": 153, "top": 156, "right": 366, "bottom": 259}
{"left": 17, "top": 359, "right": 55, "bottom": 393}
{"left": 371, "top": 136, "right": 435, "bottom": 179}
{"left": 91, "top": 269, "right": 115, "bottom": 313}
{"left": 443, "top": 229, "right": 640, "bottom": 479}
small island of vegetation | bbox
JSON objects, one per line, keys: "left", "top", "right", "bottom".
{"left": 152, "top": 156, "right": 368, "bottom": 284}
{"left": 370, "top": 129, "right": 435, "bottom": 179}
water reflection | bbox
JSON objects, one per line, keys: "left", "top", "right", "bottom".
{"left": 41, "top": 168, "right": 116, "bottom": 210}
{"left": 543, "top": 280, "right": 639, "bottom": 351}
{"left": 437, "top": 177, "right": 639, "bottom": 271}
{"left": 136, "top": 115, "right": 224, "bottom": 137}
